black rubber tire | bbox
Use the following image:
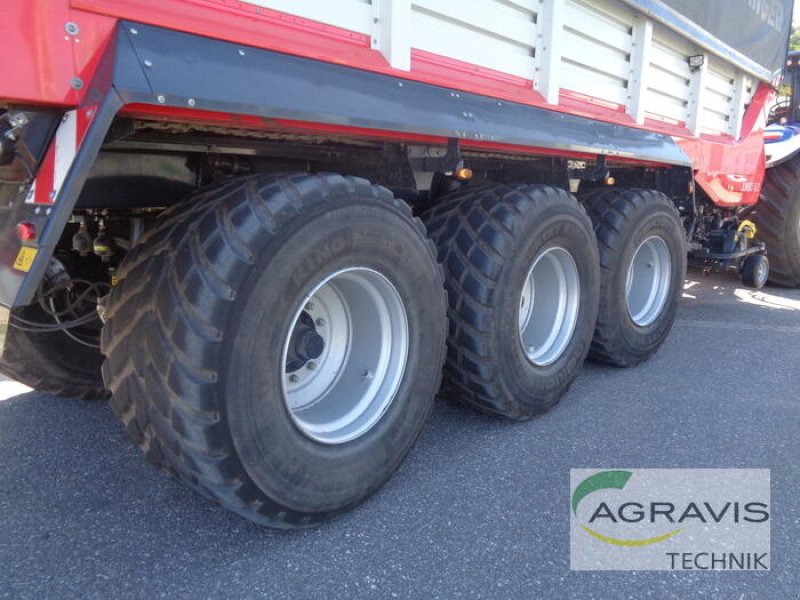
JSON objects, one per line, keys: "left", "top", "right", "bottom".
{"left": 101, "top": 173, "right": 447, "bottom": 528}
{"left": 0, "top": 260, "right": 107, "bottom": 399}
{"left": 424, "top": 184, "right": 599, "bottom": 420}
{"left": 754, "top": 159, "right": 800, "bottom": 287}
{"left": 741, "top": 254, "right": 769, "bottom": 289}
{"left": 581, "top": 188, "right": 687, "bottom": 367}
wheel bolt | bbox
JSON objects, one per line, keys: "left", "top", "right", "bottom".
{"left": 288, "top": 374, "right": 299, "bottom": 383}
{"left": 316, "top": 318, "right": 325, "bottom": 327}
{"left": 306, "top": 361, "right": 317, "bottom": 371}
{"left": 305, "top": 301, "right": 315, "bottom": 311}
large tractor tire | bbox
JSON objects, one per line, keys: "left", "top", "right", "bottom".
{"left": 581, "top": 188, "right": 686, "bottom": 367}
{"left": 101, "top": 173, "right": 447, "bottom": 528}
{"left": 0, "top": 258, "right": 107, "bottom": 399}
{"left": 425, "top": 184, "right": 599, "bottom": 420}
{"left": 755, "top": 159, "right": 800, "bottom": 287}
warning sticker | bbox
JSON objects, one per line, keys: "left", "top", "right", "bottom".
{"left": 13, "top": 247, "right": 37, "bottom": 272}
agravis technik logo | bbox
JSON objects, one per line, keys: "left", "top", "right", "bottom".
{"left": 570, "top": 469, "right": 770, "bottom": 571}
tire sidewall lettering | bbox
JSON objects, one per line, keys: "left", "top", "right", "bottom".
{"left": 496, "top": 210, "right": 598, "bottom": 403}
{"left": 225, "top": 200, "right": 445, "bottom": 514}
{"left": 615, "top": 209, "right": 685, "bottom": 349}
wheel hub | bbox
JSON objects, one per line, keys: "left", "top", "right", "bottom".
{"left": 285, "top": 312, "right": 325, "bottom": 372}
{"left": 281, "top": 268, "right": 409, "bottom": 445}
{"left": 518, "top": 246, "right": 581, "bottom": 367}
{"left": 626, "top": 235, "right": 672, "bottom": 327}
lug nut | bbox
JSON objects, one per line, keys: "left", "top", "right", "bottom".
{"left": 305, "top": 301, "right": 315, "bottom": 311}
{"left": 306, "top": 361, "right": 317, "bottom": 371}
{"left": 288, "top": 374, "right": 299, "bottom": 383}
{"left": 315, "top": 318, "right": 325, "bottom": 327}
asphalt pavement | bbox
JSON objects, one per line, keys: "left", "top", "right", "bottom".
{"left": 1, "top": 269, "right": 798, "bottom": 599}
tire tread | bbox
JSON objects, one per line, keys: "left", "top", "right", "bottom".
{"left": 581, "top": 187, "right": 684, "bottom": 366}
{"left": 756, "top": 160, "right": 800, "bottom": 287}
{"left": 425, "top": 184, "right": 595, "bottom": 420}
{"left": 102, "top": 172, "right": 444, "bottom": 527}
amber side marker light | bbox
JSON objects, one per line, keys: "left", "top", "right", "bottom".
{"left": 454, "top": 167, "right": 473, "bottom": 180}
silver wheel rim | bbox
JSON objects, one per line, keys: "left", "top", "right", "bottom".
{"left": 518, "top": 247, "right": 581, "bottom": 367}
{"left": 626, "top": 235, "right": 672, "bottom": 327}
{"left": 281, "top": 268, "right": 409, "bottom": 445}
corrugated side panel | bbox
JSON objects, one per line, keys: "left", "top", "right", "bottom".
{"left": 410, "top": 0, "right": 538, "bottom": 80}
{"left": 242, "top": 0, "right": 373, "bottom": 34}
{"left": 559, "top": 0, "right": 634, "bottom": 106}
{"left": 241, "top": 0, "right": 759, "bottom": 138}
{"left": 646, "top": 27, "right": 693, "bottom": 125}
{"left": 645, "top": 24, "right": 756, "bottom": 136}
{"left": 701, "top": 60, "right": 737, "bottom": 135}
{"left": 700, "top": 60, "right": 736, "bottom": 133}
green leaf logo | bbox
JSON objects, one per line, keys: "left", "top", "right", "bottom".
{"left": 572, "top": 470, "right": 633, "bottom": 516}
{"left": 572, "top": 470, "right": 682, "bottom": 547}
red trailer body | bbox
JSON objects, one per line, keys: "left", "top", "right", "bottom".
{"left": 0, "top": 0, "right": 793, "bottom": 527}
{"left": 1, "top": 0, "right": 773, "bottom": 210}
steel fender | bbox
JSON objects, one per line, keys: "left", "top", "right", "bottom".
{"left": 2, "top": 20, "right": 692, "bottom": 307}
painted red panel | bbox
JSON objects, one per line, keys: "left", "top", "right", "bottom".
{"left": 68, "top": 10, "right": 118, "bottom": 90}
{"left": 1, "top": 0, "right": 773, "bottom": 208}
{"left": 0, "top": 0, "right": 75, "bottom": 105}
{"left": 678, "top": 128, "right": 766, "bottom": 206}
{"left": 33, "top": 144, "right": 56, "bottom": 204}
{"left": 71, "top": 0, "right": 379, "bottom": 70}
{"left": 558, "top": 90, "right": 629, "bottom": 123}
{"left": 0, "top": 1, "right": 116, "bottom": 106}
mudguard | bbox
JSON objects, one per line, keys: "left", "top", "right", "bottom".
{"left": 0, "top": 21, "right": 691, "bottom": 310}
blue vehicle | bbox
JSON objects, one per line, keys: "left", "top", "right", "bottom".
{"left": 758, "top": 50, "right": 800, "bottom": 287}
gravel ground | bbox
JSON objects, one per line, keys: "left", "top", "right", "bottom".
{"left": 0, "top": 269, "right": 798, "bottom": 599}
